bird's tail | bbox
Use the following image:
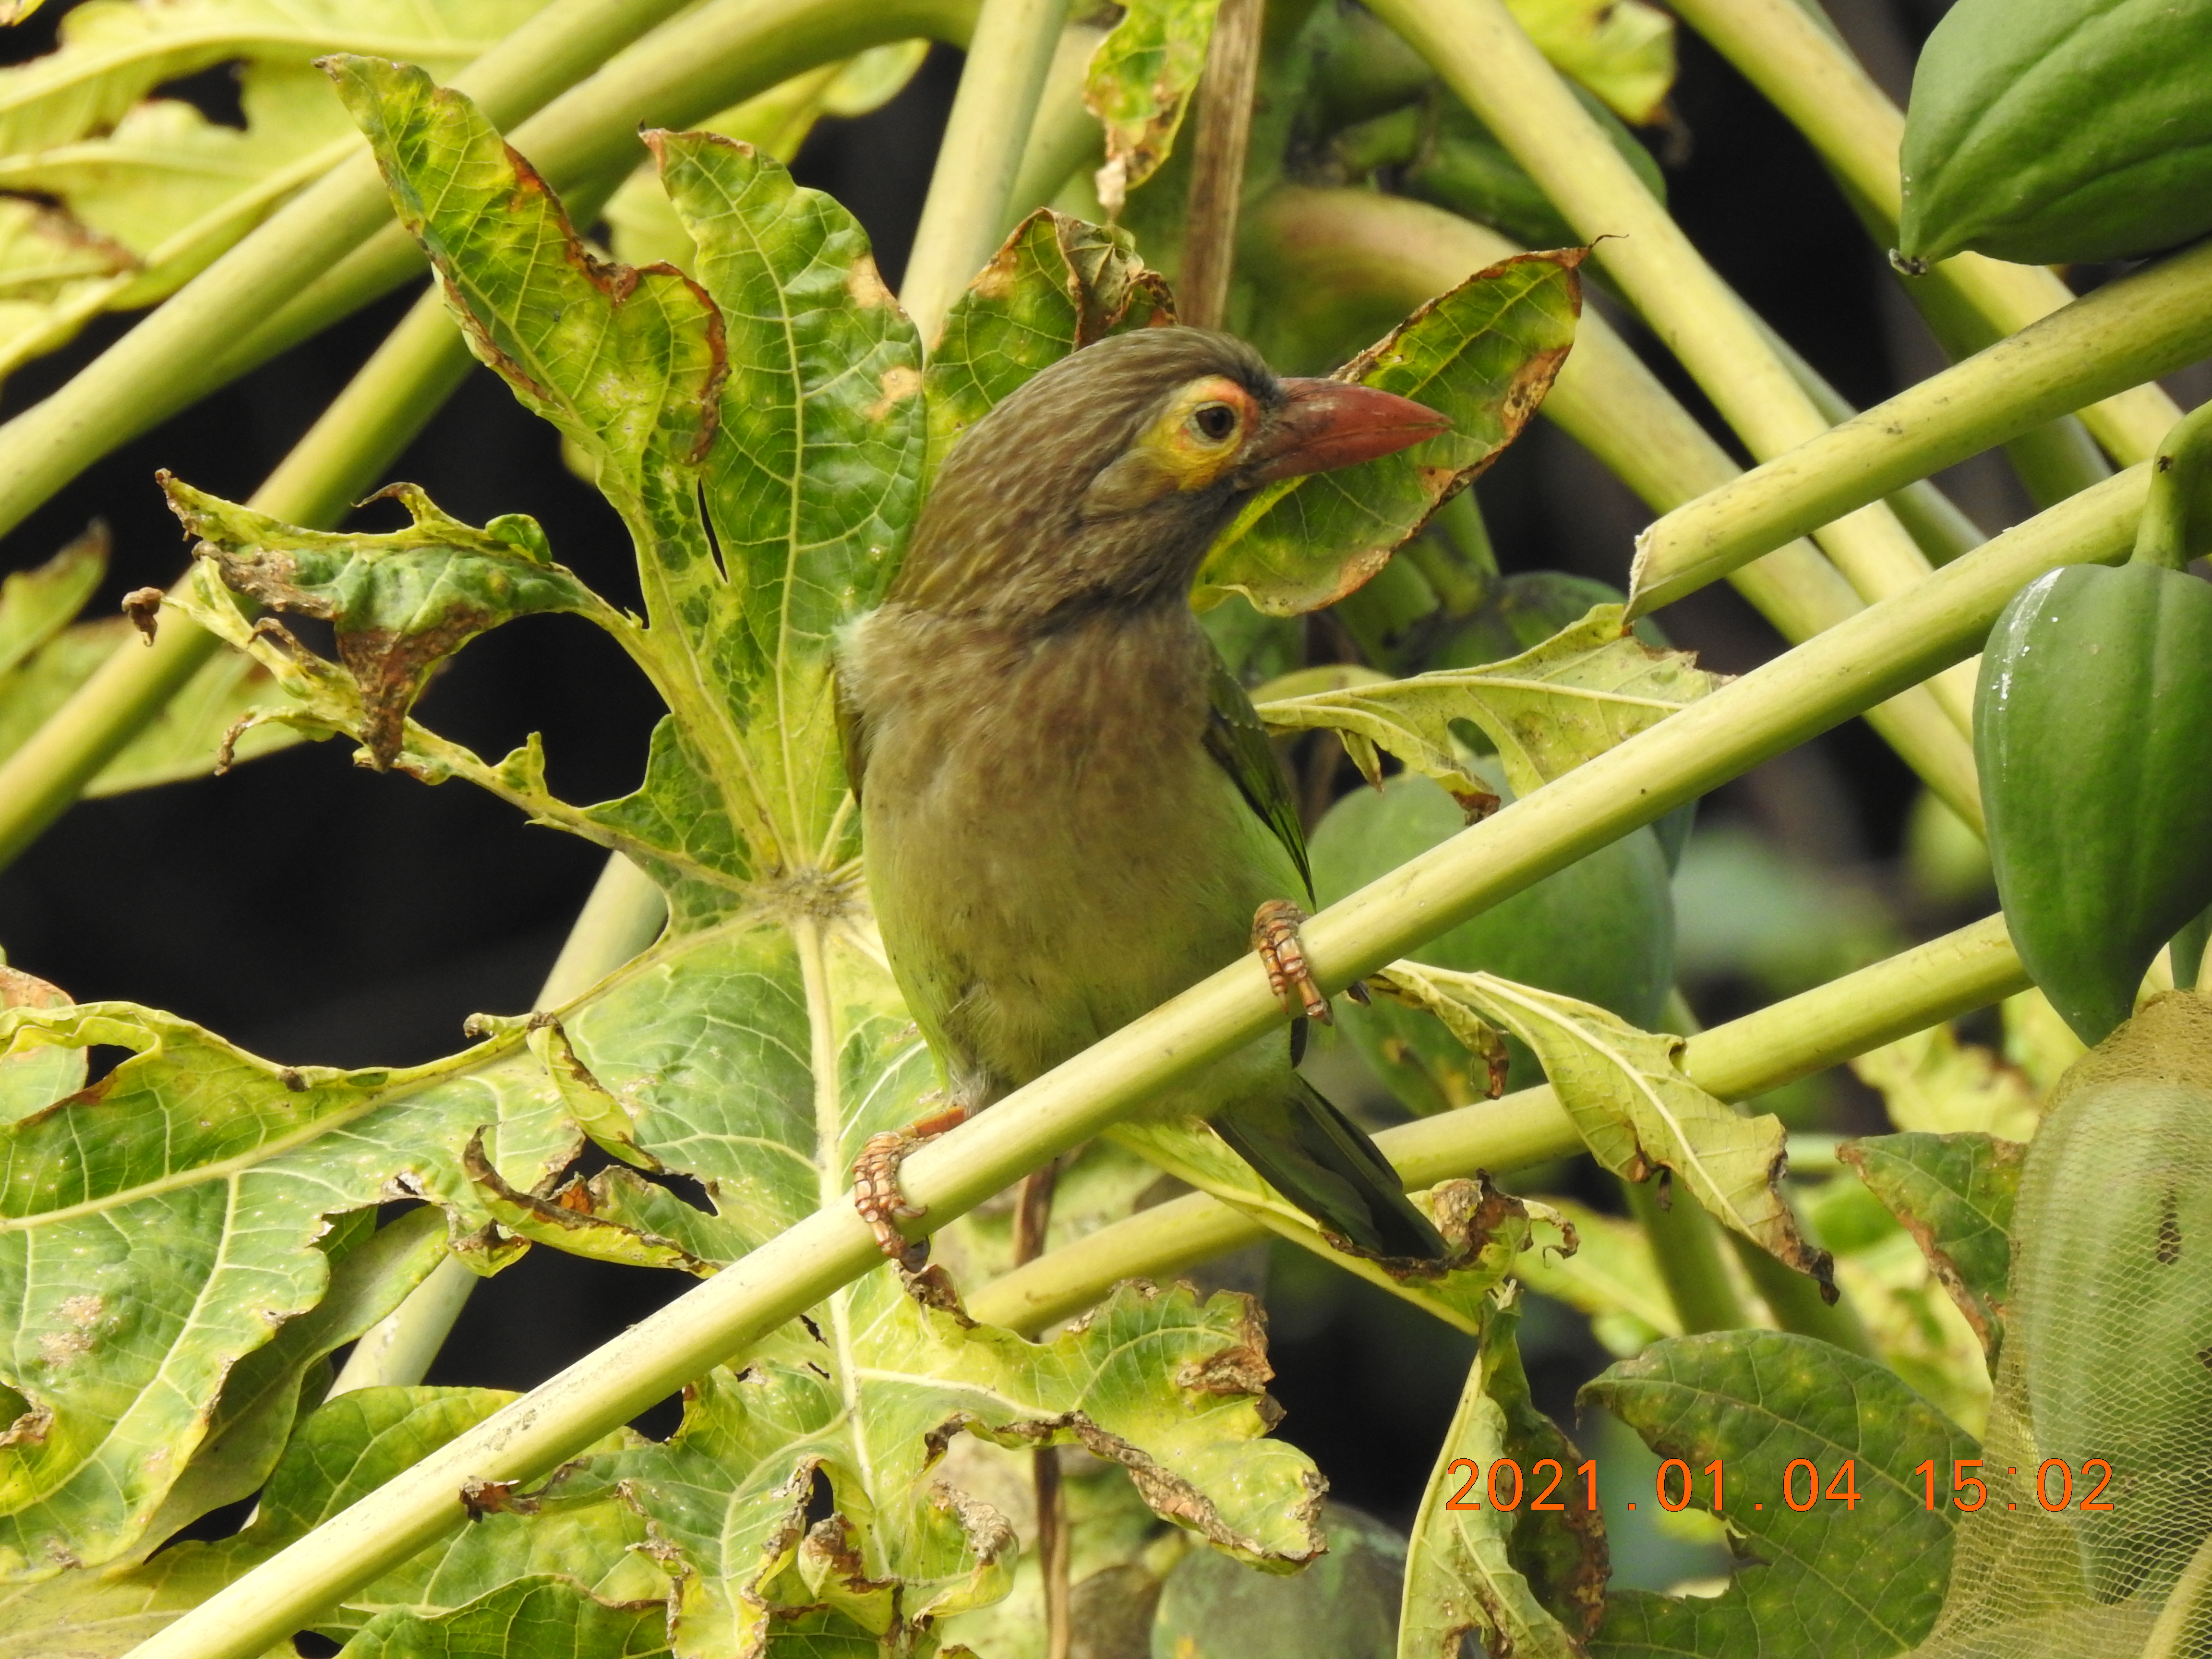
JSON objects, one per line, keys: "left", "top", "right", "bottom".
{"left": 1214, "top": 1077, "right": 1449, "bottom": 1265}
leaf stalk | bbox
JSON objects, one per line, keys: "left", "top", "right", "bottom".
{"left": 1667, "top": 0, "right": 2182, "bottom": 468}
{"left": 901, "top": 0, "right": 1073, "bottom": 344}
{"left": 974, "top": 914, "right": 2024, "bottom": 1333}
{"left": 2132, "top": 398, "right": 2212, "bottom": 571}
{"left": 1631, "top": 238, "right": 2212, "bottom": 612}
{"left": 1366, "top": 0, "right": 1939, "bottom": 615}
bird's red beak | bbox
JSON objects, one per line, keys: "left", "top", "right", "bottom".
{"left": 1238, "top": 378, "right": 1451, "bottom": 486}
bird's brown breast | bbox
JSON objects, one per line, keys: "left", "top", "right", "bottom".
{"left": 842, "top": 598, "right": 1286, "bottom": 1094}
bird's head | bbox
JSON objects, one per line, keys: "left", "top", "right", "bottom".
{"left": 891, "top": 327, "right": 1449, "bottom": 622}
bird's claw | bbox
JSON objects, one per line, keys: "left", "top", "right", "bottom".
{"left": 852, "top": 1099, "right": 971, "bottom": 1260}
{"left": 1253, "top": 898, "right": 1333, "bottom": 1024}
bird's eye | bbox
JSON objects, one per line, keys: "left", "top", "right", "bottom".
{"left": 1190, "top": 401, "right": 1238, "bottom": 442}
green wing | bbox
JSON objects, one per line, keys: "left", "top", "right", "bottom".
{"left": 1215, "top": 1077, "right": 1447, "bottom": 1263}
{"left": 1201, "top": 646, "right": 1313, "bottom": 902}
{"left": 835, "top": 672, "right": 868, "bottom": 805}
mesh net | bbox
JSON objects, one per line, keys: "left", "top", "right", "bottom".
{"left": 1912, "top": 991, "right": 2212, "bottom": 1659}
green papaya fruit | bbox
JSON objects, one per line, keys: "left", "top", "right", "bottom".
{"left": 1976, "top": 562, "right": 2212, "bottom": 1044}
{"left": 2010, "top": 992, "right": 2212, "bottom": 1600}
{"left": 1898, "top": 0, "right": 2212, "bottom": 267}
{"left": 1312, "top": 771, "right": 1675, "bottom": 1106}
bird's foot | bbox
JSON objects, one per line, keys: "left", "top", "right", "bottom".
{"left": 1253, "top": 899, "right": 1333, "bottom": 1024}
{"left": 853, "top": 1097, "right": 972, "bottom": 1260}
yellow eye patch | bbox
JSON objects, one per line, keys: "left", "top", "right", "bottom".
{"left": 1078, "top": 374, "right": 1263, "bottom": 520}
{"left": 1135, "top": 375, "right": 1260, "bottom": 492}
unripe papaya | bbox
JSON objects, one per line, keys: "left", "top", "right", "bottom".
{"left": 1898, "top": 0, "right": 2212, "bottom": 267}
{"left": 1975, "top": 562, "right": 2212, "bottom": 1046}
{"left": 2011, "top": 992, "right": 2212, "bottom": 1600}
{"left": 1311, "top": 771, "right": 1674, "bottom": 1106}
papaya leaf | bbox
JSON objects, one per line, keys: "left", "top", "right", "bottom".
{"left": 1508, "top": 1195, "right": 1678, "bottom": 1358}
{"left": 1400, "top": 1292, "right": 1590, "bottom": 1659}
{"left": 1194, "top": 251, "right": 1580, "bottom": 618}
{"left": 1838, "top": 1131, "right": 2023, "bottom": 1364}
{"left": 0, "top": 527, "right": 101, "bottom": 676}
{"left": 1108, "top": 1114, "right": 1541, "bottom": 1330}
{"left": 1084, "top": 0, "right": 1223, "bottom": 213}
{"left": 601, "top": 1275, "right": 1320, "bottom": 1658}
{"left": 1259, "top": 605, "right": 1724, "bottom": 801}
{"left": 1374, "top": 966, "right": 1836, "bottom": 1297}
{"left": 341, "top": 1578, "right": 672, "bottom": 1659}
{"left": 0, "top": 0, "right": 556, "bottom": 390}
{"left": 10, "top": 1385, "right": 666, "bottom": 1654}
{"left": 0, "top": 614, "right": 299, "bottom": 795}
{"left": 924, "top": 209, "right": 1173, "bottom": 473}
{"left": 1850, "top": 1021, "right": 2041, "bottom": 1140}
{"left": 131, "top": 1204, "right": 449, "bottom": 1556}
{"left": 1504, "top": 0, "right": 1675, "bottom": 125}
{"left": 166, "top": 476, "right": 612, "bottom": 769}
{"left": 1583, "top": 1332, "right": 1975, "bottom": 1659}
{"left": 601, "top": 45, "right": 931, "bottom": 277}
{"left": 0, "top": 998, "right": 574, "bottom": 1575}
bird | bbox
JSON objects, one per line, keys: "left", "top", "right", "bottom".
{"left": 835, "top": 325, "right": 1454, "bottom": 1267}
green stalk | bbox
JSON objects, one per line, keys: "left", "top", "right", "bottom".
{"left": 1632, "top": 239, "right": 2212, "bottom": 613}
{"left": 0, "top": 0, "right": 706, "bottom": 552}
{"left": 328, "top": 855, "right": 668, "bottom": 1396}
{"left": 1622, "top": 1177, "right": 1752, "bottom": 1334}
{"left": 122, "top": 457, "right": 2140, "bottom": 1659}
{"left": 1365, "top": 0, "right": 1939, "bottom": 616}
{"left": 1003, "top": 22, "right": 1111, "bottom": 231}
{"left": 0, "top": 0, "right": 990, "bottom": 876}
{"left": 0, "top": 291, "right": 474, "bottom": 873}
{"left": 2132, "top": 400, "right": 2212, "bottom": 571}
{"left": 1667, "top": 0, "right": 2181, "bottom": 469}
{"left": 901, "top": 0, "right": 1073, "bottom": 344}
{"left": 972, "top": 914, "right": 2023, "bottom": 1332}
{"left": 1248, "top": 188, "right": 1983, "bottom": 829}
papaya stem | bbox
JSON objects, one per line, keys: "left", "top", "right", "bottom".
{"left": 2131, "top": 399, "right": 2212, "bottom": 571}
{"left": 1178, "top": 0, "right": 1265, "bottom": 331}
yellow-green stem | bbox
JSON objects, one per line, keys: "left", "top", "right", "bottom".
{"left": 2132, "top": 400, "right": 2212, "bottom": 571}
{"left": 124, "top": 457, "right": 2132, "bottom": 1659}
{"left": 1366, "top": 0, "right": 1938, "bottom": 614}
{"left": 1667, "top": 0, "right": 2181, "bottom": 467}
{"left": 972, "top": 914, "right": 2025, "bottom": 1332}
{"left": 1632, "top": 239, "right": 2212, "bottom": 612}
{"left": 327, "top": 855, "right": 667, "bottom": 1395}
{"left": 1622, "top": 1177, "right": 1752, "bottom": 1334}
{"left": 902, "top": 0, "right": 1072, "bottom": 343}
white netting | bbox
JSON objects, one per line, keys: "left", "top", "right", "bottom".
{"left": 1911, "top": 991, "right": 2212, "bottom": 1659}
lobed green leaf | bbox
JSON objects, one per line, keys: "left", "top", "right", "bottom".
{"left": 1376, "top": 967, "right": 1834, "bottom": 1295}
{"left": 1196, "top": 251, "right": 1580, "bottom": 618}
{"left": 1839, "top": 1131, "right": 2021, "bottom": 1364}
{"left": 1585, "top": 1331, "right": 1975, "bottom": 1659}
{"left": 0, "top": 995, "right": 572, "bottom": 1574}
{"left": 1262, "top": 605, "right": 1723, "bottom": 805}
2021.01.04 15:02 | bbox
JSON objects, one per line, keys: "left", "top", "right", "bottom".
{"left": 1440, "top": 1457, "right": 2119, "bottom": 1513}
